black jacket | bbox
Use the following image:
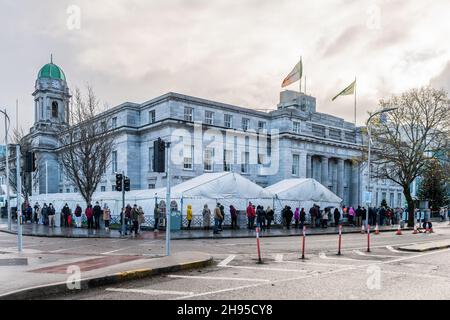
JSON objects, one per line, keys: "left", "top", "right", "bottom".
{"left": 93, "top": 205, "right": 102, "bottom": 217}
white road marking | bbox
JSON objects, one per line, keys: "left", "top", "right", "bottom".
{"left": 175, "top": 283, "right": 262, "bottom": 300}
{"left": 319, "top": 252, "right": 379, "bottom": 262}
{"left": 101, "top": 247, "right": 135, "bottom": 255}
{"left": 275, "top": 254, "right": 283, "bottom": 262}
{"left": 178, "top": 248, "right": 450, "bottom": 300}
{"left": 353, "top": 250, "right": 397, "bottom": 258}
{"left": 218, "top": 254, "right": 236, "bottom": 267}
{"left": 220, "top": 265, "right": 308, "bottom": 273}
{"left": 106, "top": 288, "right": 194, "bottom": 296}
{"left": 281, "top": 260, "right": 356, "bottom": 268}
{"left": 167, "top": 275, "right": 270, "bottom": 282}
{"left": 386, "top": 246, "right": 403, "bottom": 253}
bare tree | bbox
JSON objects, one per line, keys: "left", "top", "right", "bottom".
{"left": 12, "top": 128, "right": 39, "bottom": 202}
{"left": 56, "top": 86, "right": 117, "bottom": 206}
{"left": 370, "top": 87, "right": 450, "bottom": 227}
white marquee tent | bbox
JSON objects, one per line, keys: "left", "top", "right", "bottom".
{"left": 265, "top": 178, "right": 343, "bottom": 213}
{"left": 29, "top": 172, "right": 274, "bottom": 223}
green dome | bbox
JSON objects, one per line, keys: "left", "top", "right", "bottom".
{"left": 37, "top": 63, "right": 66, "bottom": 81}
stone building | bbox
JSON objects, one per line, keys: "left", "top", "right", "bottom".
{"left": 22, "top": 60, "right": 404, "bottom": 209}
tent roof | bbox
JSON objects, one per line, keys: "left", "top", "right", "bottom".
{"left": 147, "top": 172, "right": 273, "bottom": 199}
{"left": 265, "top": 178, "right": 342, "bottom": 204}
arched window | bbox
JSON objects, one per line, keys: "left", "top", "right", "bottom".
{"left": 52, "top": 101, "right": 58, "bottom": 118}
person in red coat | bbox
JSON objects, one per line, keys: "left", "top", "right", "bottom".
{"left": 85, "top": 204, "right": 94, "bottom": 229}
{"left": 247, "top": 202, "right": 256, "bottom": 230}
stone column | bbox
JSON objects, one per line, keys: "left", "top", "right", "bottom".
{"left": 299, "top": 152, "right": 307, "bottom": 178}
{"left": 337, "top": 159, "right": 345, "bottom": 200}
{"left": 321, "top": 156, "right": 329, "bottom": 188}
{"left": 351, "top": 161, "right": 360, "bottom": 207}
{"left": 332, "top": 159, "right": 338, "bottom": 194}
{"left": 306, "top": 154, "right": 312, "bottom": 178}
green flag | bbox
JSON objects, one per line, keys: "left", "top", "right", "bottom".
{"left": 332, "top": 79, "right": 356, "bottom": 101}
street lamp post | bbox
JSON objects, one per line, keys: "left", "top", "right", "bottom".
{"left": 0, "top": 109, "right": 11, "bottom": 231}
{"left": 366, "top": 107, "right": 398, "bottom": 230}
{"left": 16, "top": 144, "right": 23, "bottom": 252}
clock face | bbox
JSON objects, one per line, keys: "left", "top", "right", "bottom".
{"left": 51, "top": 80, "right": 61, "bottom": 89}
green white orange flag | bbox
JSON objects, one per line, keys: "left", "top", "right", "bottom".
{"left": 282, "top": 58, "right": 303, "bottom": 88}
{"left": 332, "top": 79, "right": 356, "bottom": 101}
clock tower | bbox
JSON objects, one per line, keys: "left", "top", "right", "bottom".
{"left": 32, "top": 55, "right": 71, "bottom": 126}
{"left": 30, "top": 56, "right": 71, "bottom": 194}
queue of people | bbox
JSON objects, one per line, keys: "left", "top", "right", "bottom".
{"left": 25, "top": 201, "right": 145, "bottom": 235}
{"left": 17, "top": 200, "right": 450, "bottom": 235}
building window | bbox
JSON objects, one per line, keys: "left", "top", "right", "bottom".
{"left": 101, "top": 186, "right": 106, "bottom": 192}
{"left": 242, "top": 118, "right": 250, "bottom": 131}
{"left": 112, "top": 117, "right": 117, "bottom": 129}
{"left": 112, "top": 151, "right": 117, "bottom": 173}
{"left": 258, "top": 154, "right": 266, "bottom": 175}
{"left": 149, "top": 110, "right": 156, "bottom": 124}
{"left": 224, "top": 149, "right": 232, "bottom": 172}
{"left": 397, "top": 193, "right": 402, "bottom": 207}
{"left": 184, "top": 107, "right": 193, "bottom": 122}
{"left": 293, "top": 121, "right": 301, "bottom": 134}
{"left": 148, "top": 184, "right": 155, "bottom": 189}
{"left": 74, "top": 187, "right": 78, "bottom": 193}
{"left": 224, "top": 114, "right": 233, "bottom": 128}
{"left": 258, "top": 121, "right": 266, "bottom": 130}
{"left": 389, "top": 192, "right": 395, "bottom": 208}
{"left": 66, "top": 188, "right": 70, "bottom": 193}
{"left": 148, "top": 147, "right": 154, "bottom": 172}
{"left": 292, "top": 154, "right": 300, "bottom": 176}
{"left": 52, "top": 101, "right": 58, "bottom": 118}
{"left": 204, "top": 111, "right": 214, "bottom": 125}
{"left": 204, "top": 148, "right": 214, "bottom": 172}
{"left": 112, "top": 185, "right": 116, "bottom": 191}
{"left": 241, "top": 152, "right": 249, "bottom": 174}
{"left": 183, "top": 144, "right": 193, "bottom": 170}
{"left": 100, "top": 121, "right": 107, "bottom": 132}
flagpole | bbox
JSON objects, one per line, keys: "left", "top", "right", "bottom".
{"left": 354, "top": 77, "right": 357, "bottom": 126}
{"left": 305, "top": 76, "right": 307, "bottom": 95}
{"left": 299, "top": 56, "right": 302, "bottom": 94}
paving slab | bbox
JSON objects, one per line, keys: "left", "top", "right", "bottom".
{"left": 398, "top": 239, "right": 450, "bottom": 252}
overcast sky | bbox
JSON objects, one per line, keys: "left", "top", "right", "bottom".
{"left": 0, "top": 0, "right": 449, "bottom": 135}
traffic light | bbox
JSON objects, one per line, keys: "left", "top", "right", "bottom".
{"left": 115, "top": 173, "right": 123, "bottom": 192}
{"left": 124, "top": 176, "right": 131, "bottom": 192}
{"left": 153, "top": 138, "right": 165, "bottom": 173}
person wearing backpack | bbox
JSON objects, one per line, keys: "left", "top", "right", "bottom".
{"left": 48, "top": 203, "right": 56, "bottom": 228}
{"left": 103, "top": 204, "right": 111, "bottom": 232}
{"left": 74, "top": 204, "right": 82, "bottom": 228}
{"left": 213, "top": 203, "right": 223, "bottom": 235}
{"left": 93, "top": 202, "right": 102, "bottom": 230}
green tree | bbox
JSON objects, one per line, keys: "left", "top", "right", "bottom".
{"left": 418, "top": 159, "right": 449, "bottom": 211}
{"left": 370, "top": 87, "right": 450, "bottom": 227}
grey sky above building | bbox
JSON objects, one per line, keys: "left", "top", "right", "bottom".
{"left": 0, "top": 0, "right": 449, "bottom": 136}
